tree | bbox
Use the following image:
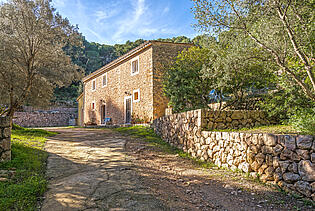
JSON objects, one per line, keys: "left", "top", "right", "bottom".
{"left": 163, "top": 47, "right": 212, "bottom": 112}
{"left": 0, "top": 0, "right": 82, "bottom": 121}
{"left": 192, "top": 0, "right": 315, "bottom": 101}
{"left": 201, "top": 31, "right": 274, "bottom": 109}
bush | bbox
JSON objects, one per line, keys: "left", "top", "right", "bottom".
{"left": 289, "top": 108, "right": 315, "bottom": 135}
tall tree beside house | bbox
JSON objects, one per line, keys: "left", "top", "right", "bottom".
{"left": 0, "top": 0, "right": 83, "bottom": 121}
{"left": 163, "top": 46, "right": 213, "bottom": 112}
{"left": 192, "top": 0, "right": 315, "bottom": 102}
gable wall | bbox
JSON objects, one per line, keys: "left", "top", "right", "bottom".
{"left": 152, "top": 43, "right": 192, "bottom": 119}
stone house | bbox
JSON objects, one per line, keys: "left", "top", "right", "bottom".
{"left": 78, "top": 41, "right": 193, "bottom": 126}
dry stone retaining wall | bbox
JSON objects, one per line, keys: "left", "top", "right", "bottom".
{"left": 153, "top": 109, "right": 315, "bottom": 200}
{"left": 13, "top": 112, "right": 75, "bottom": 127}
{"left": 0, "top": 117, "right": 11, "bottom": 162}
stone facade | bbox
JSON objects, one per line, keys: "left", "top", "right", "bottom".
{"left": 0, "top": 117, "right": 11, "bottom": 162}
{"left": 82, "top": 41, "right": 193, "bottom": 125}
{"left": 153, "top": 109, "right": 315, "bottom": 200}
{"left": 13, "top": 112, "right": 75, "bottom": 127}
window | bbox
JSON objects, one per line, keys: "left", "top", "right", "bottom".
{"left": 102, "top": 73, "right": 107, "bottom": 87}
{"left": 133, "top": 89, "right": 140, "bottom": 102}
{"left": 92, "top": 79, "right": 96, "bottom": 91}
{"left": 131, "top": 56, "right": 139, "bottom": 75}
{"left": 91, "top": 102, "right": 95, "bottom": 110}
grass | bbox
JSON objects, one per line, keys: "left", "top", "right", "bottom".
{"left": 210, "top": 124, "right": 308, "bottom": 135}
{"left": 114, "top": 126, "right": 215, "bottom": 169}
{"left": 0, "top": 125, "right": 56, "bottom": 210}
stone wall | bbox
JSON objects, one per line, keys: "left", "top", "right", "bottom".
{"left": 13, "top": 112, "right": 75, "bottom": 127}
{"left": 153, "top": 109, "right": 315, "bottom": 200}
{"left": 0, "top": 117, "right": 11, "bottom": 162}
{"left": 202, "top": 110, "right": 269, "bottom": 130}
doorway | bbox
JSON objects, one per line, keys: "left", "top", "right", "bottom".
{"left": 101, "top": 104, "right": 106, "bottom": 124}
{"left": 125, "top": 96, "right": 132, "bottom": 123}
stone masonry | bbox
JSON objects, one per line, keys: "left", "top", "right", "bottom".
{"left": 82, "top": 41, "right": 193, "bottom": 125}
{"left": 0, "top": 117, "right": 11, "bottom": 162}
{"left": 13, "top": 112, "right": 75, "bottom": 127}
{"left": 153, "top": 109, "right": 315, "bottom": 200}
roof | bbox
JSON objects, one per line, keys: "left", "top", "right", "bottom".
{"left": 76, "top": 92, "right": 83, "bottom": 101}
{"left": 82, "top": 40, "right": 194, "bottom": 83}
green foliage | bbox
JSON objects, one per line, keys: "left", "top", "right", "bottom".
{"left": 0, "top": 127, "right": 56, "bottom": 210}
{"left": 0, "top": 0, "right": 83, "bottom": 117}
{"left": 201, "top": 32, "right": 274, "bottom": 109}
{"left": 289, "top": 108, "right": 315, "bottom": 135}
{"left": 192, "top": 0, "right": 315, "bottom": 101}
{"left": 164, "top": 46, "right": 213, "bottom": 112}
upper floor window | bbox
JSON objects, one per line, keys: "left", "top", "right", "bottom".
{"left": 92, "top": 79, "right": 96, "bottom": 91}
{"left": 131, "top": 56, "right": 139, "bottom": 76}
{"left": 102, "top": 73, "right": 107, "bottom": 87}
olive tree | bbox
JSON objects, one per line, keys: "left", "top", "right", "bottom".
{"left": 192, "top": 0, "right": 315, "bottom": 101}
{"left": 0, "top": 0, "right": 82, "bottom": 121}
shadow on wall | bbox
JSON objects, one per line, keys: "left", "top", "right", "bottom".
{"left": 105, "top": 98, "right": 124, "bottom": 124}
{"left": 86, "top": 99, "right": 124, "bottom": 125}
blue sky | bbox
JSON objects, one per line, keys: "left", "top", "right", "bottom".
{"left": 51, "top": 0, "right": 198, "bottom": 45}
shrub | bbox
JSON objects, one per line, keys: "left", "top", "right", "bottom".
{"left": 289, "top": 108, "right": 315, "bottom": 135}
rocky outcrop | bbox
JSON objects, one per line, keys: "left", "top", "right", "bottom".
{"left": 153, "top": 109, "right": 315, "bottom": 200}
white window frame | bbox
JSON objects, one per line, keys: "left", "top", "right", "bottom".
{"left": 91, "top": 79, "right": 96, "bottom": 91}
{"left": 130, "top": 56, "right": 139, "bottom": 76}
{"left": 102, "top": 73, "right": 107, "bottom": 87}
{"left": 133, "top": 89, "right": 140, "bottom": 102}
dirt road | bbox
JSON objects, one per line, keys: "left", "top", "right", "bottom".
{"left": 41, "top": 128, "right": 313, "bottom": 211}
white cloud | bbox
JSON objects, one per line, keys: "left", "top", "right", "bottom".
{"left": 95, "top": 9, "right": 117, "bottom": 23}
{"left": 113, "top": 0, "right": 148, "bottom": 40}
{"left": 162, "top": 6, "right": 170, "bottom": 14}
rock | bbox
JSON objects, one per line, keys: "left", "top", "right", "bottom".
{"left": 239, "top": 162, "right": 250, "bottom": 173}
{"left": 262, "top": 146, "right": 273, "bottom": 154}
{"left": 279, "top": 161, "right": 290, "bottom": 173}
{"left": 265, "top": 166, "right": 274, "bottom": 176}
{"left": 296, "top": 135, "right": 313, "bottom": 150}
{"left": 273, "top": 144, "right": 283, "bottom": 156}
{"left": 266, "top": 155, "right": 273, "bottom": 166}
{"left": 288, "top": 162, "right": 298, "bottom": 174}
{"left": 290, "top": 152, "right": 301, "bottom": 161}
{"left": 250, "top": 172, "right": 258, "bottom": 179}
{"left": 312, "top": 193, "right": 315, "bottom": 201}
{"left": 251, "top": 161, "right": 261, "bottom": 172}
{"left": 258, "top": 164, "right": 268, "bottom": 174}
{"left": 298, "top": 160, "right": 315, "bottom": 182}
{"left": 311, "top": 153, "right": 315, "bottom": 163}
{"left": 284, "top": 135, "right": 296, "bottom": 150}
{"left": 310, "top": 182, "right": 315, "bottom": 192}
{"left": 264, "top": 134, "right": 277, "bottom": 146}
{"left": 280, "top": 149, "right": 293, "bottom": 160}
{"left": 260, "top": 174, "right": 273, "bottom": 182}
{"left": 273, "top": 157, "right": 280, "bottom": 168}
{"left": 283, "top": 172, "right": 300, "bottom": 183}
{"left": 226, "top": 117, "right": 232, "bottom": 122}
{"left": 294, "top": 181, "right": 312, "bottom": 197}
{"left": 296, "top": 149, "right": 310, "bottom": 160}
{"left": 2, "top": 128, "right": 11, "bottom": 138}
{"left": 231, "top": 112, "right": 243, "bottom": 120}
{"left": 274, "top": 172, "right": 282, "bottom": 182}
